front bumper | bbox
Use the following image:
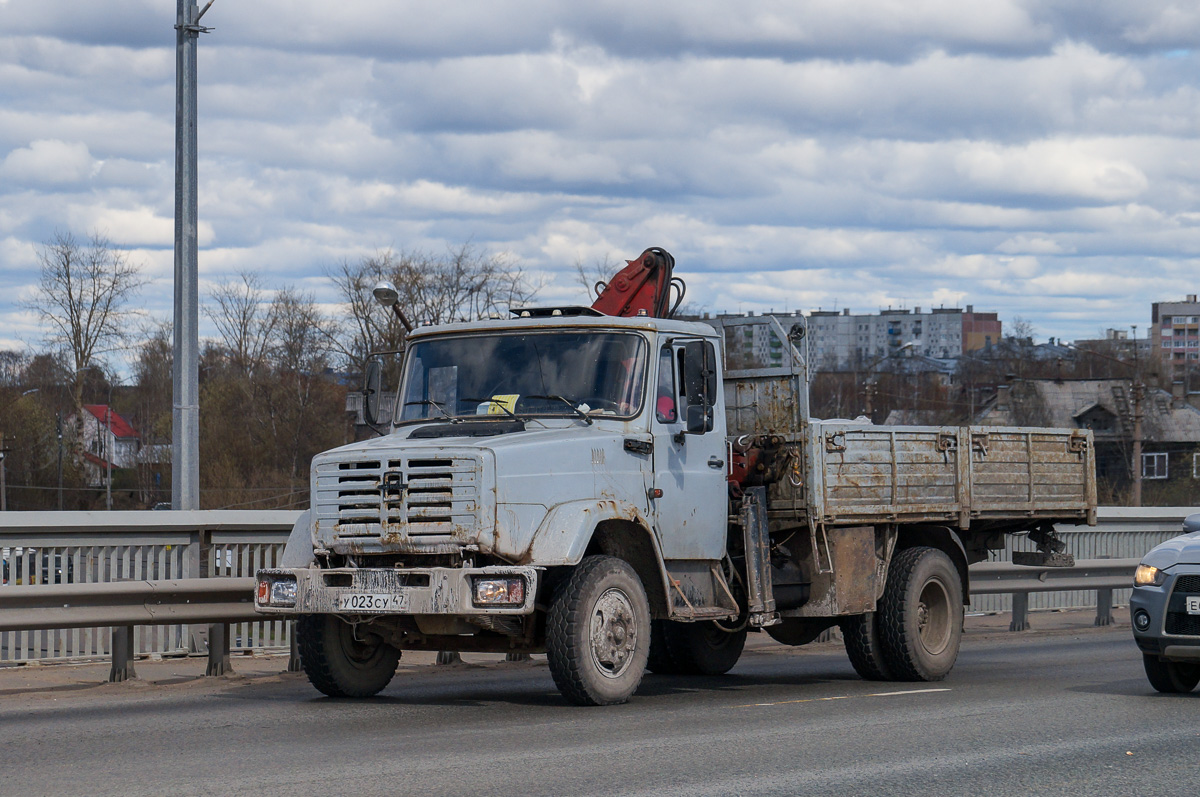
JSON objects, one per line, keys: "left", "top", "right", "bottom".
{"left": 254, "top": 566, "right": 539, "bottom": 616}
{"left": 1131, "top": 564, "right": 1200, "bottom": 662}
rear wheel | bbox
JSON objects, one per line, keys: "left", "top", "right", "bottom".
{"left": 878, "top": 547, "right": 963, "bottom": 681}
{"left": 840, "top": 611, "right": 894, "bottom": 681}
{"left": 1143, "top": 654, "right": 1200, "bottom": 693}
{"left": 647, "top": 619, "right": 684, "bottom": 674}
{"left": 658, "top": 621, "right": 747, "bottom": 676}
{"left": 296, "top": 614, "right": 400, "bottom": 698}
{"left": 546, "top": 556, "right": 651, "bottom": 705}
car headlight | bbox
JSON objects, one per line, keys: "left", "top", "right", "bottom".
{"left": 472, "top": 577, "right": 525, "bottom": 607}
{"left": 1134, "top": 564, "right": 1167, "bottom": 587}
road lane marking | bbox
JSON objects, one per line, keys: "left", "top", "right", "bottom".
{"left": 736, "top": 687, "right": 951, "bottom": 708}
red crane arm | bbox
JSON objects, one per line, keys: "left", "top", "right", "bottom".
{"left": 590, "top": 247, "right": 677, "bottom": 318}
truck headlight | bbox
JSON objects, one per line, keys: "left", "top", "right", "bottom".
{"left": 472, "top": 577, "right": 525, "bottom": 607}
{"left": 1134, "top": 565, "right": 1166, "bottom": 587}
{"left": 257, "top": 576, "right": 297, "bottom": 607}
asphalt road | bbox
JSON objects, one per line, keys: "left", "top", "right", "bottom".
{"left": 1, "top": 619, "right": 1195, "bottom": 797}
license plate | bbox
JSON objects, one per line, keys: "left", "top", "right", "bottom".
{"left": 1188, "top": 596, "right": 1200, "bottom": 615}
{"left": 337, "top": 593, "right": 407, "bottom": 612}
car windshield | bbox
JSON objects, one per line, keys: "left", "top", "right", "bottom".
{"left": 396, "top": 331, "right": 649, "bottom": 423}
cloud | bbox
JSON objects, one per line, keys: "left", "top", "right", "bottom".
{"left": 1, "top": 139, "right": 96, "bottom": 185}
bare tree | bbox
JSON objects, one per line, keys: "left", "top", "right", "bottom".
{"left": 271, "top": 287, "right": 336, "bottom": 376}
{"left": 574, "top": 254, "right": 620, "bottom": 302}
{"left": 329, "top": 244, "right": 538, "bottom": 374}
{"left": 205, "top": 271, "right": 276, "bottom": 378}
{"left": 0, "top": 350, "right": 27, "bottom": 387}
{"left": 23, "top": 230, "right": 148, "bottom": 409}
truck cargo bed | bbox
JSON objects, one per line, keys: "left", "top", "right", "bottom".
{"left": 807, "top": 422, "right": 1097, "bottom": 529}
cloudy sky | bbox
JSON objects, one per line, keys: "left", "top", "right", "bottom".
{"left": 2, "top": 1, "right": 1200, "bottom": 361}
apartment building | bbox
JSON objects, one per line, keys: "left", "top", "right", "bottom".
{"left": 1153, "top": 295, "right": 1200, "bottom": 376}
{"left": 805, "top": 306, "right": 1000, "bottom": 370}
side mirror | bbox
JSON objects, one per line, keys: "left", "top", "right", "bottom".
{"left": 685, "top": 404, "right": 711, "bottom": 434}
{"left": 363, "top": 360, "right": 382, "bottom": 426}
{"left": 682, "top": 341, "right": 716, "bottom": 434}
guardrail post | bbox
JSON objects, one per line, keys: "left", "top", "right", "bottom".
{"left": 205, "top": 622, "right": 232, "bottom": 676}
{"left": 1095, "top": 588, "right": 1114, "bottom": 627}
{"left": 109, "top": 625, "right": 137, "bottom": 682}
{"left": 1009, "top": 592, "right": 1030, "bottom": 632}
{"left": 287, "top": 621, "right": 301, "bottom": 672}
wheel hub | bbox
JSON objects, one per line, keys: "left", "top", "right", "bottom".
{"left": 590, "top": 588, "right": 638, "bottom": 679}
{"left": 917, "top": 579, "right": 951, "bottom": 655}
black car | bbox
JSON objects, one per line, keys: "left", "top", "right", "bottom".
{"left": 1131, "top": 512, "right": 1200, "bottom": 693}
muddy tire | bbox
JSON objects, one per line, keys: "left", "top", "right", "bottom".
{"left": 878, "top": 547, "right": 963, "bottom": 681}
{"left": 296, "top": 614, "right": 400, "bottom": 698}
{"left": 840, "top": 611, "right": 894, "bottom": 681}
{"left": 546, "top": 556, "right": 651, "bottom": 706}
{"left": 658, "top": 621, "right": 747, "bottom": 676}
{"left": 1143, "top": 654, "right": 1200, "bottom": 693}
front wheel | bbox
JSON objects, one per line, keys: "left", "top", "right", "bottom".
{"left": 1143, "top": 654, "right": 1200, "bottom": 693}
{"left": 296, "top": 614, "right": 400, "bottom": 698}
{"left": 546, "top": 556, "right": 651, "bottom": 705}
{"left": 878, "top": 547, "right": 964, "bottom": 681}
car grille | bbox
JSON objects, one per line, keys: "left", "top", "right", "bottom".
{"left": 1165, "top": 574, "right": 1200, "bottom": 637}
{"left": 313, "top": 454, "right": 482, "bottom": 551}
{"left": 1173, "top": 575, "right": 1200, "bottom": 593}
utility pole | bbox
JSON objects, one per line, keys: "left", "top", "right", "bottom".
{"left": 56, "top": 414, "right": 63, "bottom": 511}
{"left": 1131, "top": 381, "right": 1144, "bottom": 507}
{"left": 172, "top": 0, "right": 214, "bottom": 512}
{"left": 1130, "top": 325, "right": 1143, "bottom": 507}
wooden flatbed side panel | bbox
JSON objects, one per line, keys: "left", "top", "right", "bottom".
{"left": 812, "top": 423, "right": 1094, "bottom": 526}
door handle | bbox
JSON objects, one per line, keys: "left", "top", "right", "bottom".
{"left": 708, "top": 457, "right": 725, "bottom": 469}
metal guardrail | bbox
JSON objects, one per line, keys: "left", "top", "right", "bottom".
{"left": 0, "top": 510, "right": 297, "bottom": 665}
{"left": 0, "top": 576, "right": 262, "bottom": 681}
{"left": 969, "top": 558, "right": 1139, "bottom": 594}
{"left": 0, "top": 577, "right": 258, "bottom": 631}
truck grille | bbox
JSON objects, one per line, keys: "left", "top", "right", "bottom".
{"left": 313, "top": 454, "right": 482, "bottom": 551}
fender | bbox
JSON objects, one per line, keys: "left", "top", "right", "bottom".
{"left": 523, "top": 499, "right": 657, "bottom": 565}
{"left": 279, "top": 509, "right": 316, "bottom": 569}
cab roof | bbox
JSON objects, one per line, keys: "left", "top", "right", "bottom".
{"left": 404, "top": 312, "right": 719, "bottom": 341}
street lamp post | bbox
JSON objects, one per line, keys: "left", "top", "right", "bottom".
{"left": 104, "top": 382, "right": 116, "bottom": 511}
{"left": 56, "top": 413, "right": 63, "bottom": 511}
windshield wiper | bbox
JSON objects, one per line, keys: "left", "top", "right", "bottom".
{"left": 403, "top": 399, "right": 459, "bottom": 423}
{"left": 525, "top": 394, "right": 594, "bottom": 426}
{"left": 461, "top": 397, "right": 523, "bottom": 421}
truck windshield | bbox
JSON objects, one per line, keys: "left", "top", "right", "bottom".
{"left": 396, "top": 331, "right": 649, "bottom": 423}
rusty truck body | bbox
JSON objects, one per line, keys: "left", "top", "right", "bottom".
{"left": 255, "top": 252, "right": 1096, "bottom": 706}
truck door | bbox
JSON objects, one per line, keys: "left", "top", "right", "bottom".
{"left": 651, "top": 339, "right": 728, "bottom": 560}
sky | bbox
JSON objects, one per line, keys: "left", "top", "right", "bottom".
{"left": 2, "top": 1, "right": 1200, "bottom": 363}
